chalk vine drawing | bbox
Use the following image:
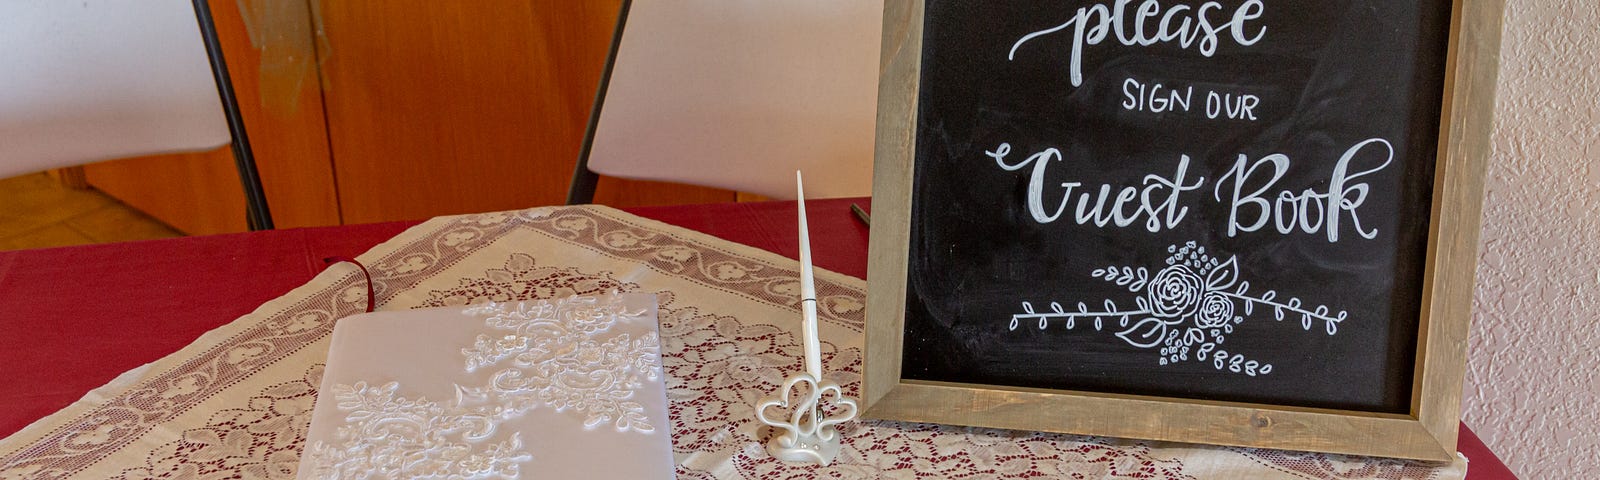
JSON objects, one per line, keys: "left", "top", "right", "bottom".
{"left": 1007, "top": 241, "right": 1345, "bottom": 375}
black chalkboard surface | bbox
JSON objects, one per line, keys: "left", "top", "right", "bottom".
{"left": 900, "top": 0, "right": 1453, "bottom": 413}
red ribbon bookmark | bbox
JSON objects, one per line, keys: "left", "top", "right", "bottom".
{"left": 323, "top": 256, "right": 375, "bottom": 313}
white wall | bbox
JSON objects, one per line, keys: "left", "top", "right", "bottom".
{"left": 1465, "top": 0, "right": 1600, "bottom": 477}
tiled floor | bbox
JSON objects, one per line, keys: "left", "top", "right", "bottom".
{"left": 0, "top": 173, "right": 183, "bottom": 251}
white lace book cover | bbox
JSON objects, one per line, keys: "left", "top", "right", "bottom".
{"left": 296, "top": 293, "right": 675, "bottom": 479}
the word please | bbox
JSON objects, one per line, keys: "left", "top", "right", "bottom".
{"left": 1011, "top": 0, "right": 1268, "bottom": 87}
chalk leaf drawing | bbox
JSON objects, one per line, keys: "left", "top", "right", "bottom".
{"left": 1007, "top": 241, "right": 1346, "bottom": 375}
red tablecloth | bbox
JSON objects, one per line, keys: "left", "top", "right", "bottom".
{"left": 0, "top": 198, "right": 1514, "bottom": 479}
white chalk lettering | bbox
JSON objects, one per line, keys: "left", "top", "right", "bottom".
{"left": 990, "top": 138, "right": 1396, "bottom": 242}
{"left": 989, "top": 143, "right": 1203, "bottom": 232}
{"left": 1204, "top": 90, "right": 1260, "bottom": 120}
{"left": 1122, "top": 78, "right": 1193, "bottom": 113}
{"left": 1010, "top": 0, "right": 1268, "bottom": 87}
{"left": 1213, "top": 138, "right": 1393, "bottom": 242}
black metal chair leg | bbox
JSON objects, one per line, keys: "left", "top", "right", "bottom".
{"left": 193, "top": 0, "right": 274, "bottom": 230}
{"left": 566, "top": 0, "right": 633, "bottom": 205}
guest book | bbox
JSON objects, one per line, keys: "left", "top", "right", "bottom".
{"left": 296, "top": 293, "right": 674, "bottom": 479}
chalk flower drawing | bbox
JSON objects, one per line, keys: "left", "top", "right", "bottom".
{"left": 1008, "top": 241, "right": 1346, "bottom": 375}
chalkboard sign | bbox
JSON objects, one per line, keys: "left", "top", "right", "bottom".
{"left": 863, "top": 0, "right": 1503, "bottom": 461}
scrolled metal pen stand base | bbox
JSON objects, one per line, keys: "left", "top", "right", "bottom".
{"left": 756, "top": 372, "right": 858, "bottom": 466}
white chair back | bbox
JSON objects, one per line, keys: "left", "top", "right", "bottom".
{"left": 584, "top": 0, "right": 882, "bottom": 199}
{"left": 0, "top": 0, "right": 230, "bottom": 178}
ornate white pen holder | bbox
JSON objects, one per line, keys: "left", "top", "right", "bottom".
{"left": 756, "top": 372, "right": 858, "bottom": 466}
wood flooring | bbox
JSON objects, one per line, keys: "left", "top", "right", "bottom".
{"left": 0, "top": 173, "right": 182, "bottom": 251}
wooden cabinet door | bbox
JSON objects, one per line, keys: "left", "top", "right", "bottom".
{"left": 84, "top": 0, "right": 338, "bottom": 235}
{"left": 317, "top": 0, "right": 733, "bottom": 224}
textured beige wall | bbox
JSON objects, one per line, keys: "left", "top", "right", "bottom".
{"left": 1465, "top": 0, "right": 1600, "bottom": 477}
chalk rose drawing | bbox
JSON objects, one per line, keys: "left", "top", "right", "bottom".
{"left": 1007, "top": 241, "right": 1346, "bottom": 375}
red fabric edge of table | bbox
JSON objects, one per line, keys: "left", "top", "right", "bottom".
{"left": 0, "top": 198, "right": 1515, "bottom": 479}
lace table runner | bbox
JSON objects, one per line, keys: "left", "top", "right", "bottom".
{"left": 0, "top": 205, "right": 1466, "bottom": 479}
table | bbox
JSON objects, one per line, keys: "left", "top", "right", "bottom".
{"left": 0, "top": 198, "right": 1514, "bottom": 478}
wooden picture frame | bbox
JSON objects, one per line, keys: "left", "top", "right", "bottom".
{"left": 863, "top": 0, "right": 1504, "bottom": 461}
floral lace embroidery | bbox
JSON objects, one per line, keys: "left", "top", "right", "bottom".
{"left": 302, "top": 295, "right": 661, "bottom": 479}
{"left": 302, "top": 382, "right": 529, "bottom": 480}
{"left": 460, "top": 297, "right": 662, "bottom": 433}
{"left": 112, "top": 366, "right": 324, "bottom": 480}
{"left": 422, "top": 253, "right": 635, "bottom": 308}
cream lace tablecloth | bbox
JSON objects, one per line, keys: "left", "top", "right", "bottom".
{"left": 0, "top": 206, "right": 1466, "bottom": 479}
